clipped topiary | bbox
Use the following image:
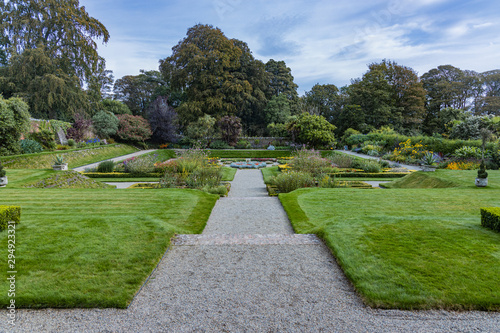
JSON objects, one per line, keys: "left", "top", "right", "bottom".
{"left": 0, "top": 162, "right": 6, "bottom": 177}
{"left": 477, "top": 161, "right": 488, "bottom": 179}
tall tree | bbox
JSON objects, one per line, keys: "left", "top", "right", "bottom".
{"left": 477, "top": 70, "right": 500, "bottom": 116}
{"left": 159, "top": 24, "right": 251, "bottom": 127}
{"left": 113, "top": 70, "right": 166, "bottom": 118}
{"left": 148, "top": 96, "right": 178, "bottom": 143}
{"left": 264, "top": 59, "right": 298, "bottom": 100}
{"left": 348, "top": 60, "right": 426, "bottom": 133}
{"left": 0, "top": 47, "right": 89, "bottom": 120}
{"left": 0, "top": 0, "right": 109, "bottom": 83}
{"left": 304, "top": 84, "right": 340, "bottom": 121}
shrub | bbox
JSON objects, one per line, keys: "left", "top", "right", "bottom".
{"left": 56, "top": 145, "right": 69, "bottom": 150}
{"left": 97, "top": 161, "right": 115, "bottom": 173}
{"left": 480, "top": 207, "right": 500, "bottom": 232}
{"left": 290, "top": 148, "right": 332, "bottom": 177}
{"left": 454, "top": 146, "right": 482, "bottom": 160}
{"left": 446, "top": 161, "right": 480, "bottom": 170}
{"left": 210, "top": 140, "right": 232, "bottom": 149}
{"left": 116, "top": 114, "right": 152, "bottom": 143}
{"left": 0, "top": 162, "right": 6, "bottom": 177}
{"left": 359, "top": 160, "right": 382, "bottom": 173}
{"left": 185, "top": 167, "right": 223, "bottom": 189}
{"left": 477, "top": 161, "right": 488, "bottom": 179}
{"left": 218, "top": 115, "right": 242, "bottom": 146}
{"left": 202, "top": 184, "right": 228, "bottom": 196}
{"left": 327, "top": 153, "right": 355, "bottom": 168}
{"left": 92, "top": 111, "right": 119, "bottom": 138}
{"left": 0, "top": 96, "right": 31, "bottom": 156}
{"left": 123, "top": 155, "right": 156, "bottom": 174}
{"left": 67, "top": 139, "right": 76, "bottom": 147}
{"left": 28, "top": 129, "right": 56, "bottom": 150}
{"left": 148, "top": 96, "right": 179, "bottom": 143}
{"left": 235, "top": 139, "right": 251, "bottom": 149}
{"left": 271, "top": 171, "right": 315, "bottom": 193}
{"left": 67, "top": 113, "right": 92, "bottom": 142}
{"left": 286, "top": 113, "right": 336, "bottom": 148}
{"left": 20, "top": 139, "right": 43, "bottom": 154}
{"left": 0, "top": 205, "right": 21, "bottom": 231}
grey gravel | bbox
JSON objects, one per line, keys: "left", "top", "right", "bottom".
{"left": 2, "top": 167, "right": 499, "bottom": 332}
{"left": 335, "top": 150, "right": 423, "bottom": 171}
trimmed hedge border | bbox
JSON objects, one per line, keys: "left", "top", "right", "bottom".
{"left": 481, "top": 207, "right": 500, "bottom": 232}
{"left": 83, "top": 172, "right": 162, "bottom": 178}
{"left": 328, "top": 172, "right": 411, "bottom": 178}
{"left": 0, "top": 206, "right": 21, "bottom": 231}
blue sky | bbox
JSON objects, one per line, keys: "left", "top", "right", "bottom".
{"left": 81, "top": 0, "right": 500, "bottom": 95}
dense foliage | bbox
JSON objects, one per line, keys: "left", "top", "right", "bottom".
{"left": 116, "top": 114, "right": 152, "bottom": 144}
{"left": 0, "top": 96, "right": 31, "bottom": 155}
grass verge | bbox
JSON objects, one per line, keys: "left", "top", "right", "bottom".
{"left": 383, "top": 170, "right": 500, "bottom": 189}
{"left": 221, "top": 167, "right": 237, "bottom": 181}
{"left": 280, "top": 187, "right": 500, "bottom": 310}
{"left": 261, "top": 166, "right": 280, "bottom": 184}
{"left": 1, "top": 145, "right": 139, "bottom": 169}
{"left": 0, "top": 188, "right": 218, "bottom": 308}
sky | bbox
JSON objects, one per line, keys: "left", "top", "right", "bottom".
{"left": 81, "top": 0, "right": 500, "bottom": 95}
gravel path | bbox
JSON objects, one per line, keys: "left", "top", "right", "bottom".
{"left": 2, "top": 168, "right": 499, "bottom": 332}
{"left": 72, "top": 149, "right": 156, "bottom": 172}
{"left": 335, "top": 150, "right": 423, "bottom": 171}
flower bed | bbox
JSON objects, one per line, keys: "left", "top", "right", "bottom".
{"left": 230, "top": 161, "right": 267, "bottom": 169}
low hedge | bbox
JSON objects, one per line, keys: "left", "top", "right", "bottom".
{"left": 0, "top": 206, "right": 21, "bottom": 231}
{"left": 481, "top": 207, "right": 500, "bottom": 232}
{"left": 83, "top": 172, "right": 162, "bottom": 178}
{"left": 328, "top": 172, "right": 411, "bottom": 178}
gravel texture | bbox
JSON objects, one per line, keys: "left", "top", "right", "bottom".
{"left": 2, "top": 167, "right": 499, "bottom": 332}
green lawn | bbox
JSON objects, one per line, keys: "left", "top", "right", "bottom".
{"left": 280, "top": 171, "right": 500, "bottom": 310}
{"left": 2, "top": 169, "right": 57, "bottom": 188}
{"left": 1, "top": 144, "right": 139, "bottom": 169}
{"left": 261, "top": 166, "right": 280, "bottom": 184}
{"left": 221, "top": 167, "right": 237, "bottom": 181}
{"left": 0, "top": 188, "right": 218, "bottom": 308}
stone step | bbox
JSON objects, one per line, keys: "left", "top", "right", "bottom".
{"left": 171, "top": 234, "right": 322, "bottom": 246}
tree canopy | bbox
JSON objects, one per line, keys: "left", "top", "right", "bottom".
{"left": 0, "top": 0, "right": 109, "bottom": 83}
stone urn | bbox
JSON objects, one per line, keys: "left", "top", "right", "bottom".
{"left": 0, "top": 176, "right": 7, "bottom": 187}
{"left": 52, "top": 163, "right": 69, "bottom": 171}
{"left": 475, "top": 177, "right": 488, "bottom": 187}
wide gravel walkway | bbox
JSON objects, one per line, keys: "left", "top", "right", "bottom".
{"left": 3, "top": 169, "right": 499, "bottom": 332}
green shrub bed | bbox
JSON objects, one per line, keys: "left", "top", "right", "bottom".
{"left": 481, "top": 207, "right": 500, "bottom": 232}
{"left": 0, "top": 206, "right": 21, "bottom": 231}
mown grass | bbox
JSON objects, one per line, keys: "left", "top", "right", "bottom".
{"left": 0, "top": 188, "right": 218, "bottom": 308}
{"left": 221, "top": 167, "right": 237, "bottom": 181}
{"left": 1, "top": 169, "right": 56, "bottom": 188}
{"left": 1, "top": 145, "right": 139, "bottom": 169}
{"left": 384, "top": 170, "right": 500, "bottom": 189}
{"left": 261, "top": 166, "right": 280, "bottom": 184}
{"left": 280, "top": 170, "right": 500, "bottom": 310}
